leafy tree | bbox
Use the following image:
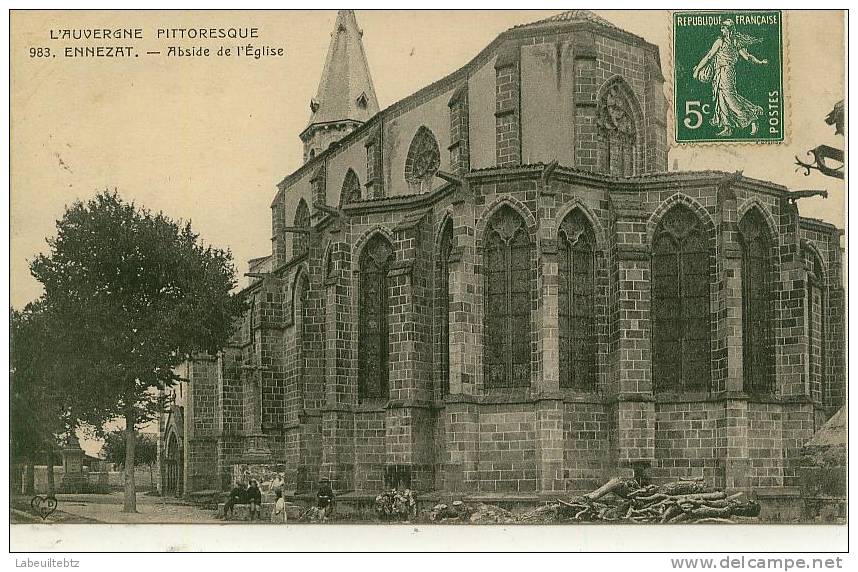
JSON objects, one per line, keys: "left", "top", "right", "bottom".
{"left": 101, "top": 430, "right": 158, "bottom": 468}
{"left": 101, "top": 430, "right": 159, "bottom": 488}
{"left": 10, "top": 302, "right": 79, "bottom": 494}
{"left": 30, "top": 191, "right": 243, "bottom": 511}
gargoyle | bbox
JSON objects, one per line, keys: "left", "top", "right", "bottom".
{"left": 786, "top": 189, "right": 829, "bottom": 204}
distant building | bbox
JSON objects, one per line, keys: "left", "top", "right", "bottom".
{"left": 160, "top": 10, "right": 844, "bottom": 499}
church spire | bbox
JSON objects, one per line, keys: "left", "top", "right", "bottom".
{"left": 300, "top": 10, "right": 380, "bottom": 162}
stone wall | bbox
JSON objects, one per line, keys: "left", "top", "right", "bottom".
{"left": 477, "top": 403, "right": 538, "bottom": 493}
{"left": 168, "top": 15, "right": 843, "bottom": 500}
{"left": 653, "top": 401, "right": 721, "bottom": 484}
{"left": 563, "top": 401, "right": 610, "bottom": 491}
{"left": 172, "top": 168, "right": 843, "bottom": 499}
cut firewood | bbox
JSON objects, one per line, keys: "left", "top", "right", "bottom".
{"left": 659, "top": 480, "right": 711, "bottom": 496}
{"left": 584, "top": 477, "right": 626, "bottom": 500}
{"left": 510, "top": 477, "right": 762, "bottom": 525}
{"left": 692, "top": 517, "right": 736, "bottom": 524}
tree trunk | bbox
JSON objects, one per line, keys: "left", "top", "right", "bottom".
{"left": 149, "top": 464, "right": 154, "bottom": 489}
{"left": 23, "top": 461, "right": 35, "bottom": 495}
{"left": 123, "top": 407, "right": 137, "bottom": 513}
{"left": 46, "top": 451, "right": 55, "bottom": 496}
{"left": 10, "top": 464, "right": 20, "bottom": 495}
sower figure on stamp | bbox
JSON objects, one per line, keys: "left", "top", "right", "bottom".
{"left": 693, "top": 19, "right": 768, "bottom": 136}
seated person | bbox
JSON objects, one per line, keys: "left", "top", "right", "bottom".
{"left": 247, "top": 479, "right": 263, "bottom": 521}
{"left": 223, "top": 481, "right": 248, "bottom": 520}
{"left": 316, "top": 478, "right": 335, "bottom": 519}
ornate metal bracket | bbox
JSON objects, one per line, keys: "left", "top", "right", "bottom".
{"left": 795, "top": 145, "right": 844, "bottom": 180}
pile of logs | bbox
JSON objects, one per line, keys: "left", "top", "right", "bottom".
{"left": 523, "top": 477, "right": 761, "bottom": 524}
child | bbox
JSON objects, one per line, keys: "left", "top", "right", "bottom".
{"left": 316, "top": 478, "right": 335, "bottom": 520}
{"left": 403, "top": 488, "right": 416, "bottom": 521}
{"left": 271, "top": 489, "right": 288, "bottom": 524}
{"left": 247, "top": 479, "right": 262, "bottom": 522}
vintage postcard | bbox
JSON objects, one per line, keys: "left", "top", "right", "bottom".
{"left": 7, "top": 8, "right": 847, "bottom": 554}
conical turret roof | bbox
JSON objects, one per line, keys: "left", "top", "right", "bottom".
{"left": 304, "top": 10, "right": 379, "bottom": 134}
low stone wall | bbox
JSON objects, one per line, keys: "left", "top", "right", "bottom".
{"left": 20, "top": 465, "right": 159, "bottom": 494}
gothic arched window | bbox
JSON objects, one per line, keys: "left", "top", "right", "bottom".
{"left": 293, "top": 199, "right": 310, "bottom": 258}
{"left": 341, "top": 169, "right": 361, "bottom": 205}
{"left": 597, "top": 79, "right": 639, "bottom": 177}
{"left": 739, "top": 210, "right": 774, "bottom": 393}
{"left": 358, "top": 235, "right": 394, "bottom": 400}
{"left": 804, "top": 246, "right": 825, "bottom": 400}
{"left": 484, "top": 206, "right": 531, "bottom": 389}
{"left": 652, "top": 205, "right": 710, "bottom": 392}
{"left": 438, "top": 219, "right": 454, "bottom": 395}
{"left": 405, "top": 126, "right": 440, "bottom": 194}
{"left": 559, "top": 210, "right": 597, "bottom": 391}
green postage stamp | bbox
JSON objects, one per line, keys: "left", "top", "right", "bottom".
{"left": 673, "top": 11, "right": 784, "bottom": 143}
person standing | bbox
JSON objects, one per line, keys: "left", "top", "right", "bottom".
{"left": 271, "top": 489, "right": 288, "bottom": 523}
{"left": 270, "top": 473, "right": 284, "bottom": 498}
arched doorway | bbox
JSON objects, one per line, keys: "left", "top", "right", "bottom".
{"left": 163, "top": 431, "right": 183, "bottom": 497}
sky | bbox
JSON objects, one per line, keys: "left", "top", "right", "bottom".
{"left": 10, "top": 10, "right": 846, "bottom": 455}
{"left": 10, "top": 9, "right": 846, "bottom": 310}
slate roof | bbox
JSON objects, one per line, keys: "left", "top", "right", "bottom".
{"left": 516, "top": 9, "right": 620, "bottom": 30}
{"left": 303, "top": 10, "right": 380, "bottom": 136}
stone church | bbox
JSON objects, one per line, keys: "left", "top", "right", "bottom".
{"left": 159, "top": 10, "right": 844, "bottom": 501}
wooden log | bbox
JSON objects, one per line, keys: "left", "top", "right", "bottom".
{"left": 696, "top": 499, "right": 730, "bottom": 509}
{"left": 732, "top": 500, "right": 761, "bottom": 518}
{"left": 627, "top": 485, "right": 658, "bottom": 498}
{"left": 646, "top": 499, "right": 669, "bottom": 512}
{"left": 672, "top": 491, "right": 726, "bottom": 503}
{"left": 669, "top": 512, "right": 693, "bottom": 523}
{"left": 690, "top": 506, "right": 733, "bottom": 518}
{"left": 636, "top": 492, "right": 669, "bottom": 503}
{"left": 659, "top": 480, "right": 710, "bottom": 496}
{"left": 585, "top": 477, "right": 625, "bottom": 500}
{"left": 661, "top": 504, "right": 683, "bottom": 523}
